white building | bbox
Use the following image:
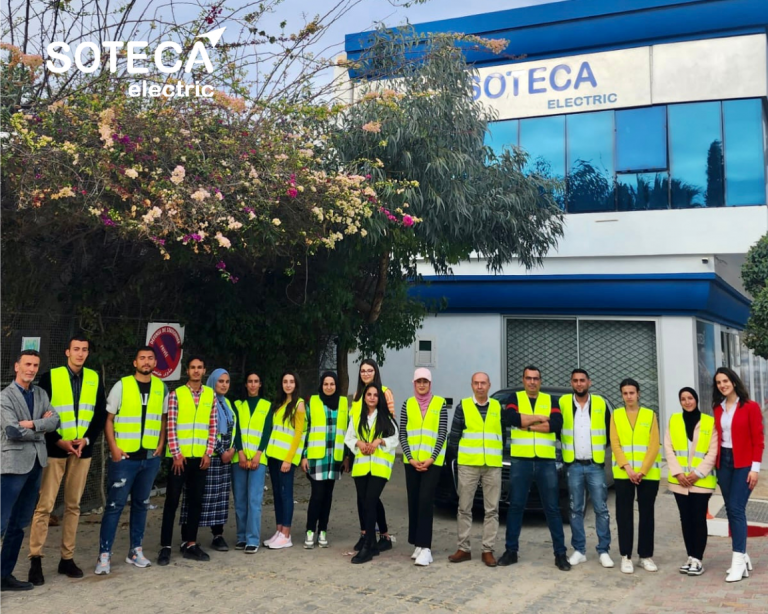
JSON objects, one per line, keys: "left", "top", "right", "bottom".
{"left": 344, "top": 0, "right": 768, "bottom": 428}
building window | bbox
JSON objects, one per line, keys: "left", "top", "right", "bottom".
{"left": 723, "top": 99, "right": 766, "bottom": 206}
{"left": 488, "top": 97, "right": 766, "bottom": 213}
{"left": 566, "top": 110, "right": 615, "bottom": 213}
{"left": 616, "top": 106, "right": 667, "bottom": 172}
{"left": 669, "top": 101, "right": 724, "bottom": 208}
{"left": 415, "top": 338, "right": 435, "bottom": 366}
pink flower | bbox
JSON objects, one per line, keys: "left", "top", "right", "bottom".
{"left": 362, "top": 121, "right": 382, "bottom": 133}
{"left": 402, "top": 214, "right": 414, "bottom": 227}
{"left": 216, "top": 260, "right": 227, "bottom": 270}
{"left": 287, "top": 187, "right": 298, "bottom": 198}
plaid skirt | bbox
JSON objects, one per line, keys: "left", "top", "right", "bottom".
{"left": 180, "top": 456, "right": 231, "bottom": 527}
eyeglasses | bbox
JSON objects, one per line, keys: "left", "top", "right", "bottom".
{"left": 360, "top": 369, "right": 375, "bottom": 374}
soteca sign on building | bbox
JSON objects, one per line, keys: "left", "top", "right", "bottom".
{"left": 474, "top": 34, "right": 767, "bottom": 120}
{"left": 44, "top": 27, "right": 226, "bottom": 98}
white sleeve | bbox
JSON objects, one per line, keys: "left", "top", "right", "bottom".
{"left": 106, "top": 381, "right": 123, "bottom": 415}
{"left": 344, "top": 417, "right": 359, "bottom": 451}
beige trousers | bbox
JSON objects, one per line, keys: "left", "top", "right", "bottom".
{"left": 456, "top": 464, "right": 501, "bottom": 553}
{"left": 29, "top": 455, "right": 92, "bottom": 559}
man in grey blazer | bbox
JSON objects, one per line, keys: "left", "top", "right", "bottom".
{"left": 1, "top": 350, "right": 59, "bottom": 591}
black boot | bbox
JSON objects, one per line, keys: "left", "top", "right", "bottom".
{"left": 28, "top": 557, "right": 44, "bottom": 586}
{"left": 58, "top": 558, "right": 84, "bottom": 578}
{"left": 352, "top": 544, "right": 375, "bottom": 564}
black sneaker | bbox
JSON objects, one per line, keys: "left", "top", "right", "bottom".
{"left": 157, "top": 547, "right": 172, "bottom": 566}
{"left": 497, "top": 550, "right": 518, "bottom": 566}
{"left": 58, "top": 558, "right": 84, "bottom": 578}
{"left": 211, "top": 535, "right": 229, "bottom": 552}
{"left": 183, "top": 544, "right": 211, "bottom": 562}
{"left": 28, "top": 557, "right": 44, "bottom": 586}
{"left": 244, "top": 545, "right": 259, "bottom": 554}
{"left": 179, "top": 542, "right": 188, "bottom": 553}
{"left": 555, "top": 553, "right": 572, "bottom": 571}
{"left": 1, "top": 575, "right": 34, "bottom": 591}
{"left": 351, "top": 545, "right": 375, "bottom": 564}
{"left": 376, "top": 536, "right": 392, "bottom": 552}
{"left": 235, "top": 542, "right": 246, "bottom": 551}
{"left": 353, "top": 534, "right": 365, "bottom": 552}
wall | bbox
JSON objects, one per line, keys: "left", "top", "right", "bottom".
{"left": 348, "top": 313, "right": 503, "bottom": 423}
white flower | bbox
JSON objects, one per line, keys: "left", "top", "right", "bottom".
{"left": 215, "top": 232, "right": 231, "bottom": 248}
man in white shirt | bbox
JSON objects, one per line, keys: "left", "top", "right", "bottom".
{"left": 559, "top": 369, "right": 614, "bottom": 568}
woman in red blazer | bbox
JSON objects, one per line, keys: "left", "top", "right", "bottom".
{"left": 713, "top": 367, "right": 764, "bottom": 583}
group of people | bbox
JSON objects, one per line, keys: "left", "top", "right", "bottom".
{"left": 0, "top": 336, "right": 764, "bottom": 592}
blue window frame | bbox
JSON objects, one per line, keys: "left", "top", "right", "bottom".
{"left": 723, "top": 99, "right": 766, "bottom": 206}
{"left": 616, "top": 107, "right": 667, "bottom": 172}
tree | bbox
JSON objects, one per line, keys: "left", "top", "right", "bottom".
{"left": 742, "top": 235, "right": 768, "bottom": 358}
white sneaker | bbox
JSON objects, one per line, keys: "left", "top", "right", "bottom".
{"left": 94, "top": 553, "right": 111, "bottom": 575}
{"left": 568, "top": 551, "right": 587, "bottom": 566}
{"left": 687, "top": 558, "right": 704, "bottom": 576}
{"left": 680, "top": 556, "right": 693, "bottom": 573}
{"left": 414, "top": 548, "right": 433, "bottom": 566}
{"left": 411, "top": 547, "right": 423, "bottom": 560}
{"left": 318, "top": 531, "right": 329, "bottom": 548}
{"left": 304, "top": 530, "right": 315, "bottom": 549}
{"left": 268, "top": 533, "right": 293, "bottom": 549}
{"left": 263, "top": 530, "right": 280, "bottom": 546}
{"left": 639, "top": 557, "right": 658, "bottom": 572}
{"left": 599, "top": 553, "right": 615, "bottom": 568}
{"left": 620, "top": 556, "right": 634, "bottom": 574}
{"left": 125, "top": 547, "right": 151, "bottom": 568}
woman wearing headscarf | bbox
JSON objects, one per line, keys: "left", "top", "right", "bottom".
{"left": 399, "top": 368, "right": 448, "bottom": 566}
{"left": 180, "top": 368, "right": 236, "bottom": 551}
{"left": 350, "top": 359, "right": 395, "bottom": 551}
{"left": 664, "top": 387, "right": 718, "bottom": 576}
{"left": 300, "top": 372, "right": 350, "bottom": 549}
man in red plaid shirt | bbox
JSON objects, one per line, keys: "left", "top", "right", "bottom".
{"left": 157, "top": 356, "right": 217, "bottom": 565}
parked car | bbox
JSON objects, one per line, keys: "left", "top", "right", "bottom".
{"left": 434, "top": 386, "right": 615, "bottom": 522}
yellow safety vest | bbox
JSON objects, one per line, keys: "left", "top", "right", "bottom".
{"left": 50, "top": 366, "right": 98, "bottom": 440}
{"left": 233, "top": 398, "right": 271, "bottom": 462}
{"left": 667, "top": 413, "right": 717, "bottom": 490}
{"left": 114, "top": 375, "right": 164, "bottom": 452}
{"left": 559, "top": 394, "right": 607, "bottom": 464}
{"left": 457, "top": 398, "right": 503, "bottom": 467}
{"left": 403, "top": 396, "right": 446, "bottom": 466}
{"left": 265, "top": 399, "right": 305, "bottom": 465}
{"left": 612, "top": 407, "right": 661, "bottom": 481}
{"left": 350, "top": 409, "right": 396, "bottom": 480}
{"left": 167, "top": 385, "right": 215, "bottom": 458}
{"left": 509, "top": 391, "right": 556, "bottom": 460}
{"left": 305, "top": 396, "right": 348, "bottom": 461}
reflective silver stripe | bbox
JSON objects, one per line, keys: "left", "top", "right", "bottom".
{"left": 562, "top": 443, "right": 574, "bottom": 451}
{"left": 118, "top": 433, "right": 141, "bottom": 440}
{"left": 592, "top": 429, "right": 607, "bottom": 437}
{"left": 116, "top": 416, "right": 143, "bottom": 424}
{"left": 633, "top": 445, "right": 648, "bottom": 452}
{"left": 143, "top": 429, "right": 161, "bottom": 437}
{"left": 410, "top": 444, "right": 432, "bottom": 455}
{"left": 458, "top": 445, "right": 486, "bottom": 455}
{"left": 510, "top": 438, "right": 531, "bottom": 446}
{"left": 370, "top": 456, "right": 394, "bottom": 469}
{"left": 79, "top": 403, "right": 96, "bottom": 412}
{"left": 418, "top": 429, "right": 439, "bottom": 439}
{"left": 561, "top": 429, "right": 574, "bottom": 437}
{"left": 693, "top": 451, "right": 707, "bottom": 460}
{"left": 535, "top": 440, "right": 556, "bottom": 448}
{"left": 273, "top": 425, "right": 294, "bottom": 435}
{"left": 58, "top": 420, "right": 77, "bottom": 430}
{"left": 486, "top": 433, "right": 502, "bottom": 442}
{"left": 486, "top": 449, "right": 502, "bottom": 458}
{"left": 461, "top": 433, "right": 485, "bottom": 440}
{"left": 308, "top": 426, "right": 325, "bottom": 434}
{"left": 178, "top": 437, "right": 194, "bottom": 446}
{"left": 54, "top": 404, "right": 75, "bottom": 412}
{"left": 270, "top": 439, "right": 292, "bottom": 451}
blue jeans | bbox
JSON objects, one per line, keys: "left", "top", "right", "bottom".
{"left": 1, "top": 461, "right": 42, "bottom": 578}
{"left": 99, "top": 455, "right": 161, "bottom": 554}
{"left": 268, "top": 457, "right": 295, "bottom": 527}
{"left": 505, "top": 458, "right": 566, "bottom": 555}
{"left": 232, "top": 463, "right": 266, "bottom": 546}
{"left": 718, "top": 448, "right": 753, "bottom": 553}
{"left": 567, "top": 462, "right": 611, "bottom": 555}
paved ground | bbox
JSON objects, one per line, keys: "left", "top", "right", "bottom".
{"left": 2, "top": 464, "right": 767, "bottom": 614}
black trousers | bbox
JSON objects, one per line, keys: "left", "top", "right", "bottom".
{"left": 357, "top": 490, "right": 388, "bottom": 535}
{"left": 674, "top": 492, "right": 711, "bottom": 560}
{"left": 354, "top": 475, "right": 388, "bottom": 547}
{"left": 614, "top": 479, "right": 658, "bottom": 558}
{"left": 160, "top": 457, "right": 208, "bottom": 545}
{"left": 306, "top": 478, "right": 337, "bottom": 533}
{"left": 404, "top": 463, "right": 441, "bottom": 548}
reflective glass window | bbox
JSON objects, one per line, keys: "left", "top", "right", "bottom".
{"left": 617, "top": 173, "right": 669, "bottom": 211}
{"left": 616, "top": 107, "right": 667, "bottom": 172}
{"left": 723, "top": 99, "right": 766, "bottom": 206}
{"left": 485, "top": 120, "right": 518, "bottom": 156}
{"left": 668, "top": 102, "right": 723, "bottom": 208}
{"left": 566, "top": 111, "right": 615, "bottom": 212}
{"left": 519, "top": 115, "right": 565, "bottom": 180}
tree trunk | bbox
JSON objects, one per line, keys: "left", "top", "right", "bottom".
{"left": 336, "top": 336, "right": 351, "bottom": 397}
{"left": 367, "top": 252, "right": 390, "bottom": 324}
